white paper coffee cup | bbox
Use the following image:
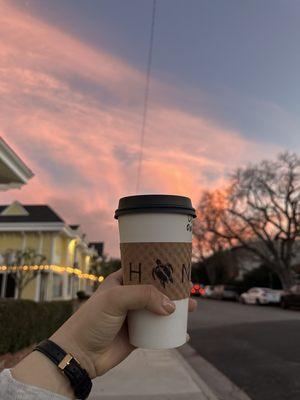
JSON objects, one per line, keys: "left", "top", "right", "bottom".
{"left": 115, "top": 195, "right": 196, "bottom": 349}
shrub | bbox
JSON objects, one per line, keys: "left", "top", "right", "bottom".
{"left": 76, "top": 290, "right": 90, "bottom": 300}
{"left": 0, "top": 299, "right": 73, "bottom": 355}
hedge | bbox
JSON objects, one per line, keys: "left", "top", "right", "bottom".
{"left": 0, "top": 299, "right": 73, "bottom": 355}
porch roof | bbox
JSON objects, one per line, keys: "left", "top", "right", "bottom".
{"left": 0, "top": 137, "right": 34, "bottom": 190}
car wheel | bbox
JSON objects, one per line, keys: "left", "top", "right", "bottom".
{"left": 281, "top": 299, "right": 288, "bottom": 309}
{"left": 256, "top": 299, "right": 262, "bottom": 306}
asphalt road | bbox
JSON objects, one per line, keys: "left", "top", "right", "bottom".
{"left": 188, "top": 299, "right": 300, "bottom": 400}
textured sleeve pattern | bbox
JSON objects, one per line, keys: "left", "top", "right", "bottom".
{"left": 0, "top": 369, "right": 68, "bottom": 400}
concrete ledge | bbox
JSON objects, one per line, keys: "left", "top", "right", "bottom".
{"left": 90, "top": 348, "right": 219, "bottom": 400}
{"left": 91, "top": 395, "right": 212, "bottom": 400}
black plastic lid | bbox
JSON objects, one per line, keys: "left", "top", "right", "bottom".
{"left": 114, "top": 194, "right": 196, "bottom": 219}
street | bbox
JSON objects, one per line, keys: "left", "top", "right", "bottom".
{"left": 188, "top": 299, "right": 300, "bottom": 400}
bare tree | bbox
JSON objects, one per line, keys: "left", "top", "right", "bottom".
{"left": 194, "top": 152, "right": 300, "bottom": 289}
{"left": 3, "top": 248, "right": 46, "bottom": 299}
{"left": 193, "top": 189, "right": 239, "bottom": 284}
{"left": 193, "top": 189, "right": 231, "bottom": 260}
{"left": 89, "top": 254, "right": 121, "bottom": 290}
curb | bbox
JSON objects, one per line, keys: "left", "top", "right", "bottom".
{"left": 177, "top": 344, "right": 252, "bottom": 400}
{"left": 171, "top": 348, "right": 219, "bottom": 400}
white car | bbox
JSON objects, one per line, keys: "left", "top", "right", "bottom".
{"left": 240, "top": 287, "right": 282, "bottom": 305}
{"left": 203, "top": 285, "right": 214, "bottom": 298}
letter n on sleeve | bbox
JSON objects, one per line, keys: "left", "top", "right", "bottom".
{"left": 181, "top": 263, "right": 191, "bottom": 283}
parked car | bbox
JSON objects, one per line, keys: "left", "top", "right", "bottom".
{"left": 203, "top": 285, "right": 214, "bottom": 298}
{"left": 240, "top": 287, "right": 281, "bottom": 305}
{"left": 222, "top": 285, "right": 240, "bottom": 301}
{"left": 281, "top": 284, "right": 300, "bottom": 309}
{"left": 190, "top": 284, "right": 205, "bottom": 297}
{"left": 211, "top": 285, "right": 239, "bottom": 301}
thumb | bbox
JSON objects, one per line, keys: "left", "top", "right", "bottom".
{"left": 103, "top": 285, "right": 176, "bottom": 317}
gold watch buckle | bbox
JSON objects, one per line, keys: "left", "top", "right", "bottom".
{"left": 58, "top": 353, "right": 74, "bottom": 370}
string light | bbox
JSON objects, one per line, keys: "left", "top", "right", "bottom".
{"left": 0, "top": 264, "right": 105, "bottom": 283}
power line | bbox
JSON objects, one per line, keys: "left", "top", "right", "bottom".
{"left": 136, "top": 0, "right": 157, "bottom": 193}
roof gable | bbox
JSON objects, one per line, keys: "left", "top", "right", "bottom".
{"left": 0, "top": 204, "right": 64, "bottom": 223}
{"left": 1, "top": 201, "right": 29, "bottom": 216}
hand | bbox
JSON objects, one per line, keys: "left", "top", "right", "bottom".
{"left": 51, "top": 268, "right": 197, "bottom": 379}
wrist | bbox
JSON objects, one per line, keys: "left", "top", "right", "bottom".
{"left": 12, "top": 351, "right": 75, "bottom": 399}
{"left": 50, "top": 331, "right": 96, "bottom": 379}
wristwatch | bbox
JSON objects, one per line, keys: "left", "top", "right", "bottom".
{"left": 34, "top": 339, "right": 92, "bottom": 400}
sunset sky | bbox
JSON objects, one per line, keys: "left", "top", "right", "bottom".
{"left": 1, "top": 0, "right": 300, "bottom": 256}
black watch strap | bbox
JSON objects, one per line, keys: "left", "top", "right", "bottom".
{"left": 34, "top": 339, "right": 92, "bottom": 400}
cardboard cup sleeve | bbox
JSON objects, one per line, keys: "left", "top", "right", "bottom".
{"left": 121, "top": 242, "right": 192, "bottom": 300}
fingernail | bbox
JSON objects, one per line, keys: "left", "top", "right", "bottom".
{"left": 162, "top": 297, "right": 176, "bottom": 314}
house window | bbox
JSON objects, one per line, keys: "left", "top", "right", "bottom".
{"left": 7, "top": 251, "right": 16, "bottom": 265}
{"left": 0, "top": 273, "right": 16, "bottom": 298}
{"left": 86, "top": 280, "right": 94, "bottom": 295}
{"left": 0, "top": 273, "right": 3, "bottom": 297}
{"left": 53, "top": 274, "right": 63, "bottom": 298}
{"left": 5, "top": 273, "right": 16, "bottom": 298}
{"left": 73, "top": 276, "right": 79, "bottom": 298}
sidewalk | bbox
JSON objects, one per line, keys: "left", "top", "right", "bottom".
{"left": 90, "top": 347, "right": 218, "bottom": 400}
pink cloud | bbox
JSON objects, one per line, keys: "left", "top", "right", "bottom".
{"left": 0, "top": 1, "right": 280, "bottom": 256}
